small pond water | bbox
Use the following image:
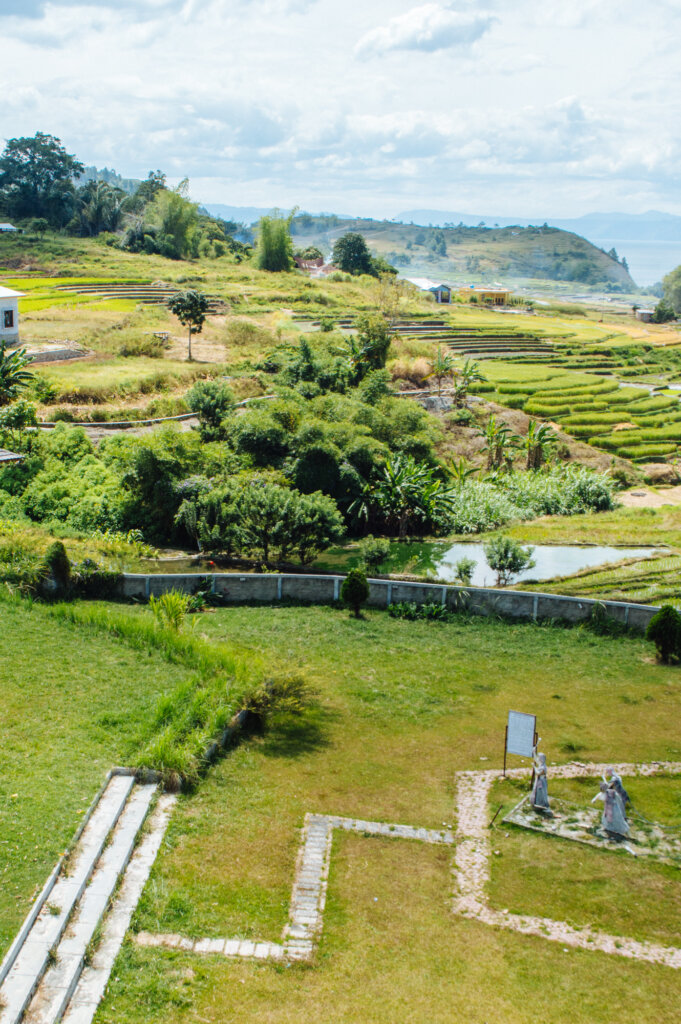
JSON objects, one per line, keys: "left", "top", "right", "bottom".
{"left": 140, "top": 543, "right": 659, "bottom": 588}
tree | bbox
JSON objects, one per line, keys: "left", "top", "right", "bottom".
{"left": 0, "top": 343, "right": 35, "bottom": 406}
{"left": 167, "top": 290, "right": 209, "bottom": 361}
{"left": 453, "top": 359, "right": 486, "bottom": 407}
{"left": 256, "top": 211, "right": 295, "bottom": 272}
{"left": 353, "top": 453, "right": 454, "bottom": 539}
{"left": 662, "top": 265, "right": 681, "bottom": 314}
{"left": 73, "top": 180, "right": 125, "bottom": 236}
{"left": 424, "top": 346, "right": 455, "bottom": 397}
{"left": 0, "top": 399, "right": 37, "bottom": 446}
{"left": 292, "top": 491, "right": 345, "bottom": 564}
{"left": 477, "top": 415, "right": 517, "bottom": 471}
{"left": 186, "top": 379, "right": 235, "bottom": 441}
{"left": 295, "top": 245, "right": 323, "bottom": 260}
{"left": 332, "top": 232, "right": 373, "bottom": 276}
{"left": 145, "top": 180, "right": 199, "bottom": 258}
{"left": 341, "top": 567, "right": 370, "bottom": 618}
{"left": 0, "top": 132, "right": 84, "bottom": 225}
{"left": 520, "top": 421, "right": 558, "bottom": 471}
{"left": 652, "top": 299, "right": 676, "bottom": 323}
{"left": 483, "top": 536, "right": 535, "bottom": 586}
{"left": 358, "top": 534, "right": 391, "bottom": 573}
{"left": 28, "top": 217, "right": 49, "bottom": 238}
{"left": 347, "top": 315, "right": 392, "bottom": 383}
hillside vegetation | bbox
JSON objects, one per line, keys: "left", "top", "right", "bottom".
{"left": 289, "top": 215, "right": 637, "bottom": 289}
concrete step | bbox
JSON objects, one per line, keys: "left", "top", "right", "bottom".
{"left": 0, "top": 775, "right": 135, "bottom": 1024}
{"left": 21, "top": 784, "right": 157, "bottom": 1024}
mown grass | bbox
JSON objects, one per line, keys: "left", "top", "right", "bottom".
{"left": 83, "top": 602, "right": 681, "bottom": 1024}
{"left": 0, "top": 593, "right": 198, "bottom": 958}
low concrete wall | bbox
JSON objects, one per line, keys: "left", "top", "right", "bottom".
{"left": 117, "top": 572, "right": 660, "bottom": 631}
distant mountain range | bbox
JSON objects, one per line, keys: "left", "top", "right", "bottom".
{"left": 396, "top": 210, "right": 681, "bottom": 242}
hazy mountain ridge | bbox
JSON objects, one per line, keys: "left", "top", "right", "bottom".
{"left": 398, "top": 209, "right": 681, "bottom": 242}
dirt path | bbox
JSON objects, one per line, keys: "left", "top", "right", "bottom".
{"left": 619, "top": 486, "right": 681, "bottom": 508}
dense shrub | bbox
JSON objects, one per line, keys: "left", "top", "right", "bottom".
{"left": 646, "top": 605, "right": 681, "bottom": 663}
{"left": 341, "top": 567, "right": 369, "bottom": 617}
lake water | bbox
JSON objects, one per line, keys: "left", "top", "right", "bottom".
{"left": 590, "top": 238, "right": 681, "bottom": 286}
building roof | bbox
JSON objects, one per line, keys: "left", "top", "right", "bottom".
{"left": 406, "top": 277, "right": 451, "bottom": 291}
{"left": 0, "top": 449, "right": 24, "bottom": 463}
{"left": 0, "top": 223, "right": 17, "bottom": 231}
{"left": 0, "top": 286, "right": 25, "bottom": 299}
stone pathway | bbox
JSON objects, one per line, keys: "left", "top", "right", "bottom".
{"left": 452, "top": 760, "right": 681, "bottom": 969}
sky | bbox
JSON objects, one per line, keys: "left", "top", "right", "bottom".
{"left": 2, "top": 0, "right": 681, "bottom": 219}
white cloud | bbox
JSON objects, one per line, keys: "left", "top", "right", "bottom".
{"left": 354, "top": 3, "right": 495, "bottom": 59}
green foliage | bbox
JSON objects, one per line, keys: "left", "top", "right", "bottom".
{"left": 645, "top": 605, "right": 681, "bottom": 664}
{"left": 662, "top": 264, "right": 681, "bottom": 314}
{"left": 388, "top": 600, "right": 452, "bottom": 622}
{"left": 71, "top": 181, "right": 125, "bottom": 237}
{"left": 347, "top": 315, "right": 393, "bottom": 384}
{"left": 424, "top": 346, "right": 455, "bottom": 396}
{"left": 0, "top": 132, "right": 84, "bottom": 226}
{"left": 186, "top": 379, "right": 235, "bottom": 441}
{"left": 454, "top": 556, "right": 476, "bottom": 585}
{"left": 483, "top": 535, "right": 535, "bottom": 586}
{"left": 477, "top": 414, "right": 518, "bottom": 471}
{"left": 239, "top": 673, "right": 315, "bottom": 727}
{"left": 0, "top": 399, "right": 37, "bottom": 445}
{"left": 43, "top": 540, "right": 71, "bottom": 593}
{"left": 341, "top": 567, "right": 369, "bottom": 617}
{"left": 149, "top": 589, "right": 192, "bottom": 632}
{"left": 0, "top": 343, "right": 35, "bottom": 406}
{"left": 652, "top": 300, "right": 676, "bottom": 323}
{"left": 144, "top": 181, "right": 200, "bottom": 259}
{"left": 167, "top": 290, "right": 209, "bottom": 360}
{"left": 358, "top": 534, "right": 391, "bottom": 572}
{"left": 352, "top": 453, "right": 454, "bottom": 539}
{"left": 332, "top": 232, "right": 373, "bottom": 276}
{"left": 256, "top": 211, "right": 295, "bottom": 272}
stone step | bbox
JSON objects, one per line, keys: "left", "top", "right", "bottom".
{"left": 0, "top": 775, "right": 135, "bottom": 1024}
{"left": 22, "top": 784, "right": 157, "bottom": 1024}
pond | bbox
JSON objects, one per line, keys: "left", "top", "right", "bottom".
{"left": 137, "top": 543, "right": 660, "bottom": 588}
{"left": 313, "top": 541, "right": 660, "bottom": 587}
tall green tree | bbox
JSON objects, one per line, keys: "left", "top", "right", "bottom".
{"left": 477, "top": 415, "right": 517, "bottom": 472}
{"left": 145, "top": 179, "right": 199, "bottom": 258}
{"left": 332, "top": 232, "right": 373, "bottom": 275}
{"left": 256, "top": 210, "right": 295, "bottom": 271}
{"left": 73, "top": 180, "right": 125, "bottom": 236}
{"left": 347, "top": 315, "right": 392, "bottom": 383}
{"left": 0, "top": 132, "right": 84, "bottom": 225}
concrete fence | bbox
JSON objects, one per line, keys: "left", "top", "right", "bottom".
{"left": 117, "top": 572, "right": 659, "bottom": 632}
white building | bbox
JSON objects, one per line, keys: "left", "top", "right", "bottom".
{"left": 405, "top": 277, "right": 452, "bottom": 303}
{"left": 0, "top": 286, "right": 24, "bottom": 346}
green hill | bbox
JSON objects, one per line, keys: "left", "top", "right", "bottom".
{"left": 289, "top": 216, "right": 637, "bottom": 289}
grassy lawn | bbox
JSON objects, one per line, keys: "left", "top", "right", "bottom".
{"left": 80, "top": 602, "right": 681, "bottom": 1024}
{"left": 0, "top": 595, "right": 197, "bottom": 958}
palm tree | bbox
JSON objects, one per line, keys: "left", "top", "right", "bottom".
{"left": 477, "top": 414, "right": 518, "bottom": 472}
{"left": 520, "top": 421, "right": 558, "bottom": 470}
{"left": 424, "top": 346, "right": 456, "bottom": 397}
{"left": 0, "top": 342, "right": 34, "bottom": 406}
{"left": 76, "top": 181, "right": 125, "bottom": 236}
{"left": 446, "top": 456, "right": 476, "bottom": 485}
{"left": 453, "top": 358, "right": 486, "bottom": 407}
{"left": 351, "top": 454, "right": 455, "bottom": 539}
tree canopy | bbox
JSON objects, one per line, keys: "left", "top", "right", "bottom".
{"left": 256, "top": 211, "right": 295, "bottom": 272}
{"left": 332, "top": 232, "right": 374, "bottom": 275}
{"left": 0, "top": 132, "right": 84, "bottom": 225}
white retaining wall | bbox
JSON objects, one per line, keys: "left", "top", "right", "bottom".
{"left": 117, "top": 573, "right": 659, "bottom": 631}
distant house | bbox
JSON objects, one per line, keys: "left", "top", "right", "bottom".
{"left": 459, "top": 285, "right": 512, "bottom": 306}
{"left": 0, "top": 223, "right": 17, "bottom": 233}
{"left": 635, "top": 309, "right": 655, "bottom": 323}
{"left": 0, "top": 286, "right": 24, "bottom": 346}
{"left": 406, "top": 278, "right": 452, "bottom": 303}
{"left": 293, "top": 255, "right": 324, "bottom": 271}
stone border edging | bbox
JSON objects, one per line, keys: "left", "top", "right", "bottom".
{"left": 117, "top": 572, "right": 660, "bottom": 632}
{"left": 0, "top": 767, "right": 134, "bottom": 990}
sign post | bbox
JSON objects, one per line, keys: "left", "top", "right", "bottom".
{"left": 504, "top": 710, "right": 537, "bottom": 776}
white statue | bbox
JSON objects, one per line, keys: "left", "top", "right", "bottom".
{"left": 530, "top": 742, "right": 550, "bottom": 812}
{"left": 604, "top": 767, "right": 629, "bottom": 818}
{"left": 592, "top": 781, "right": 630, "bottom": 838}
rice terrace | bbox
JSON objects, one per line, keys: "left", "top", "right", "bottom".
{"left": 4, "top": 31, "right": 681, "bottom": 1022}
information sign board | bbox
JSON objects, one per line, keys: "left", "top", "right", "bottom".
{"left": 506, "top": 711, "right": 536, "bottom": 758}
